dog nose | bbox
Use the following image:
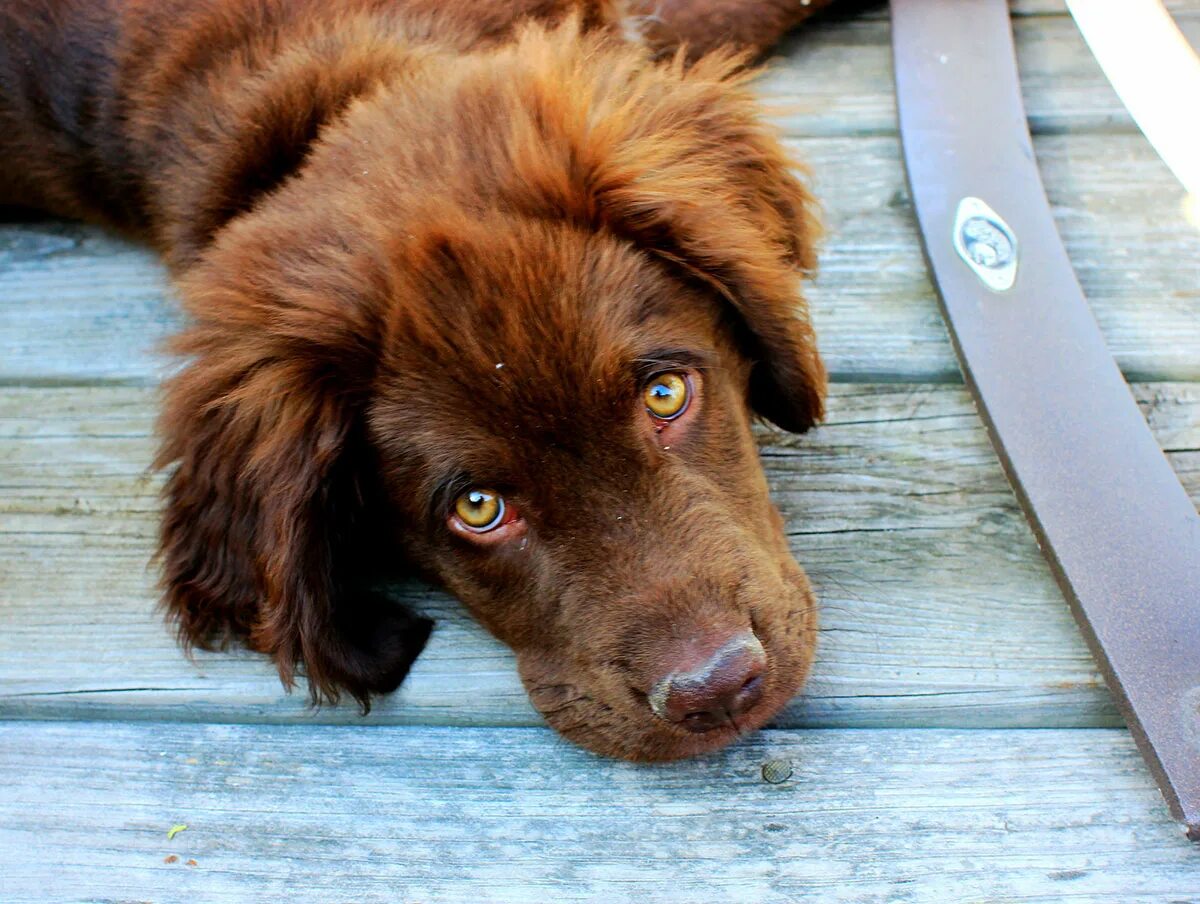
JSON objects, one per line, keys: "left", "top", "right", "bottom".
{"left": 648, "top": 632, "right": 767, "bottom": 732}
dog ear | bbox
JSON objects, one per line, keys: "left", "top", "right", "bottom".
{"left": 156, "top": 239, "right": 432, "bottom": 710}
{"left": 597, "top": 56, "right": 826, "bottom": 432}
{"left": 499, "top": 34, "right": 826, "bottom": 431}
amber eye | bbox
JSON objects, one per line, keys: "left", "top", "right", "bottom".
{"left": 644, "top": 372, "right": 690, "bottom": 420}
{"left": 454, "top": 488, "right": 506, "bottom": 532}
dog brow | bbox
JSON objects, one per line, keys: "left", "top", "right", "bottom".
{"left": 632, "top": 348, "right": 718, "bottom": 380}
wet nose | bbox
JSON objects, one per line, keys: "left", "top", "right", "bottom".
{"left": 647, "top": 632, "right": 767, "bottom": 732}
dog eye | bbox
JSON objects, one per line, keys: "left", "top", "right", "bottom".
{"left": 454, "top": 488, "right": 506, "bottom": 532}
{"left": 644, "top": 372, "right": 690, "bottom": 420}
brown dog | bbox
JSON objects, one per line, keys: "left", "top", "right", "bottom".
{"left": 0, "top": 0, "right": 828, "bottom": 761}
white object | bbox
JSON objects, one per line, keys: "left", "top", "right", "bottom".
{"left": 1066, "top": 0, "right": 1200, "bottom": 204}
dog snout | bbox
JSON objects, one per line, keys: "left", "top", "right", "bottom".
{"left": 647, "top": 632, "right": 767, "bottom": 732}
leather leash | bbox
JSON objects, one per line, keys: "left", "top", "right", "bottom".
{"left": 891, "top": 0, "right": 1200, "bottom": 840}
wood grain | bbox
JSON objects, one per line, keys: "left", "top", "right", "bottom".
{"left": 754, "top": 11, "right": 1200, "bottom": 137}
{"left": 4, "top": 130, "right": 1197, "bottom": 385}
{"left": 3, "top": 383, "right": 1195, "bottom": 727}
{"left": 1, "top": 721, "right": 1197, "bottom": 903}
{"left": 858, "top": 0, "right": 1198, "bottom": 17}
{"left": 6, "top": 8, "right": 1200, "bottom": 385}
{"left": 2, "top": 5, "right": 1199, "bottom": 889}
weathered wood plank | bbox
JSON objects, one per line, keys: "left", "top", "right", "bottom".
{"left": 755, "top": 11, "right": 1200, "bottom": 137}
{"left": 2, "top": 383, "right": 1195, "bottom": 727}
{"left": 0, "top": 224, "right": 178, "bottom": 384}
{"left": 4, "top": 131, "right": 1198, "bottom": 385}
{"left": 803, "top": 133, "right": 1200, "bottom": 382}
{"left": 0, "top": 721, "right": 1196, "bottom": 903}
{"left": 873, "top": 0, "right": 1199, "bottom": 17}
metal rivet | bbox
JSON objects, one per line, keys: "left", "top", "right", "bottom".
{"left": 761, "top": 759, "right": 793, "bottom": 784}
{"left": 953, "top": 196, "right": 1019, "bottom": 291}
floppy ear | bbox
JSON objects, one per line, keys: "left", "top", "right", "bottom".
{"left": 498, "top": 33, "right": 826, "bottom": 431}
{"left": 596, "top": 55, "right": 826, "bottom": 432}
{"left": 156, "top": 243, "right": 432, "bottom": 710}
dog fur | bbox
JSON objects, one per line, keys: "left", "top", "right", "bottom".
{"left": 0, "top": 0, "right": 827, "bottom": 760}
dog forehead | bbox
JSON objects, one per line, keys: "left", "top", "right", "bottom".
{"left": 385, "top": 220, "right": 712, "bottom": 398}
{"left": 404, "top": 219, "right": 642, "bottom": 323}
{"left": 372, "top": 220, "right": 721, "bottom": 460}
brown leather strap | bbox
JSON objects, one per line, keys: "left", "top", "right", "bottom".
{"left": 892, "top": 0, "right": 1200, "bottom": 840}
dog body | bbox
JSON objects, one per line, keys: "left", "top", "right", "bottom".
{"left": 1, "top": 0, "right": 826, "bottom": 760}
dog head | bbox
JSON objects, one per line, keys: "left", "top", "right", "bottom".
{"left": 159, "top": 25, "right": 824, "bottom": 760}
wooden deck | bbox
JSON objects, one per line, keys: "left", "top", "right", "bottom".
{"left": 2, "top": 2, "right": 1199, "bottom": 900}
